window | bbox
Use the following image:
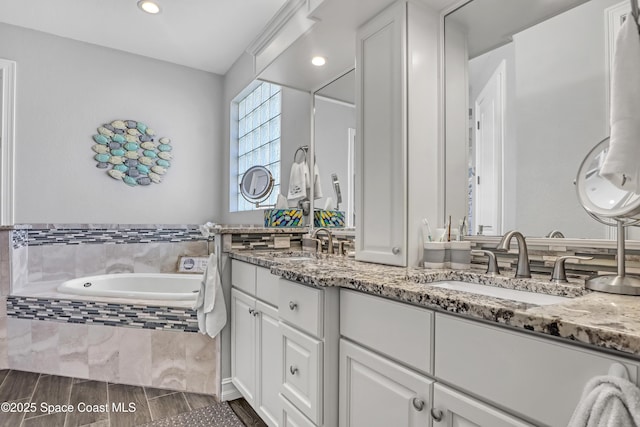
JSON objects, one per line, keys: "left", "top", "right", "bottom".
{"left": 234, "top": 82, "right": 281, "bottom": 211}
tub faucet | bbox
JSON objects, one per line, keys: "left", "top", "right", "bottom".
{"left": 312, "top": 228, "right": 334, "bottom": 254}
{"left": 546, "top": 230, "right": 565, "bottom": 238}
{"left": 496, "top": 230, "right": 531, "bottom": 278}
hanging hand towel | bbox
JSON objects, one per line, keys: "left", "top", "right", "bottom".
{"left": 193, "top": 252, "right": 227, "bottom": 338}
{"left": 287, "top": 161, "right": 309, "bottom": 201}
{"left": 568, "top": 364, "right": 640, "bottom": 427}
{"left": 600, "top": 14, "right": 640, "bottom": 193}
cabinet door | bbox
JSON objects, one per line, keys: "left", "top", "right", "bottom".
{"left": 257, "top": 300, "right": 282, "bottom": 427}
{"left": 231, "top": 289, "right": 257, "bottom": 405}
{"left": 355, "top": 1, "right": 407, "bottom": 266}
{"left": 339, "top": 339, "right": 432, "bottom": 427}
{"left": 432, "top": 384, "right": 534, "bottom": 427}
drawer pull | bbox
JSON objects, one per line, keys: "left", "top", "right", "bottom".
{"left": 289, "top": 365, "right": 298, "bottom": 375}
{"left": 412, "top": 397, "right": 425, "bottom": 411}
{"left": 430, "top": 408, "right": 443, "bottom": 422}
{"left": 289, "top": 301, "right": 298, "bottom": 311}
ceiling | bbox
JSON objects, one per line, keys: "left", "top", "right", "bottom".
{"left": 0, "top": 0, "right": 287, "bottom": 75}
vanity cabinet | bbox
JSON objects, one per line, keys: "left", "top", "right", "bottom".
{"left": 434, "top": 314, "right": 640, "bottom": 427}
{"left": 432, "top": 384, "right": 534, "bottom": 427}
{"left": 278, "top": 279, "right": 340, "bottom": 427}
{"left": 355, "top": 0, "right": 439, "bottom": 267}
{"left": 231, "top": 261, "right": 281, "bottom": 427}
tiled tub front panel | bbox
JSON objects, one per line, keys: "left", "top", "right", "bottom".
{"left": 6, "top": 317, "right": 218, "bottom": 395}
{"left": 7, "top": 297, "right": 198, "bottom": 332}
{"left": 5, "top": 296, "right": 217, "bottom": 395}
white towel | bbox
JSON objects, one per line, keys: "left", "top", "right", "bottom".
{"left": 193, "top": 252, "right": 227, "bottom": 338}
{"left": 568, "top": 367, "right": 640, "bottom": 427}
{"left": 287, "top": 161, "right": 309, "bottom": 201}
{"left": 600, "top": 14, "right": 640, "bottom": 194}
{"left": 312, "top": 162, "right": 323, "bottom": 199}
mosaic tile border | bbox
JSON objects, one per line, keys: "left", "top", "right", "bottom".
{"left": 7, "top": 296, "right": 199, "bottom": 332}
{"left": 12, "top": 227, "right": 208, "bottom": 248}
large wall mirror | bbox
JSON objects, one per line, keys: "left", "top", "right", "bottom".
{"left": 0, "top": 58, "right": 16, "bottom": 226}
{"left": 313, "top": 69, "right": 356, "bottom": 227}
{"left": 444, "top": 0, "right": 632, "bottom": 239}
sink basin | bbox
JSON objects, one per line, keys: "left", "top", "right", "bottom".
{"left": 429, "top": 281, "right": 571, "bottom": 306}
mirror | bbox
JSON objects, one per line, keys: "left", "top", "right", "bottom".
{"left": 0, "top": 58, "right": 16, "bottom": 226}
{"left": 576, "top": 137, "right": 640, "bottom": 221}
{"left": 313, "top": 69, "right": 356, "bottom": 227}
{"left": 444, "top": 0, "right": 629, "bottom": 238}
{"left": 240, "top": 165, "right": 274, "bottom": 206}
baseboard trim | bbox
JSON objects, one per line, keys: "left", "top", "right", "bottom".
{"left": 221, "top": 377, "right": 242, "bottom": 401}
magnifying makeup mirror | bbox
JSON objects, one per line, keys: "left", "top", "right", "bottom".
{"left": 576, "top": 137, "right": 640, "bottom": 295}
{"left": 239, "top": 165, "right": 274, "bottom": 208}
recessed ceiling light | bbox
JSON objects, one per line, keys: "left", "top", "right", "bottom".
{"left": 138, "top": 0, "right": 161, "bottom": 14}
{"left": 311, "top": 56, "right": 326, "bottom": 67}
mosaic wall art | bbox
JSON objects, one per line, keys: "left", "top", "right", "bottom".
{"left": 92, "top": 120, "right": 172, "bottom": 187}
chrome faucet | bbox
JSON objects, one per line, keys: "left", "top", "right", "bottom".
{"left": 545, "top": 230, "right": 565, "bottom": 238}
{"left": 312, "top": 228, "right": 334, "bottom": 254}
{"left": 496, "top": 230, "right": 531, "bottom": 278}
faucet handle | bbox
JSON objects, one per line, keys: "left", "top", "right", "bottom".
{"left": 551, "top": 256, "right": 593, "bottom": 283}
{"left": 471, "top": 250, "right": 500, "bottom": 275}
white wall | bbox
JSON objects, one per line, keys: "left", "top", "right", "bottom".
{"left": 513, "top": 0, "right": 618, "bottom": 238}
{"left": 221, "top": 52, "right": 311, "bottom": 225}
{"left": 314, "top": 97, "right": 355, "bottom": 216}
{"left": 0, "top": 23, "right": 223, "bottom": 224}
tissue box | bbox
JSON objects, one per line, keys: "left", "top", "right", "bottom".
{"left": 313, "top": 210, "right": 345, "bottom": 228}
{"left": 264, "top": 209, "right": 304, "bottom": 227}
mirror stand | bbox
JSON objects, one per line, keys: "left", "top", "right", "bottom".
{"left": 586, "top": 220, "right": 640, "bottom": 295}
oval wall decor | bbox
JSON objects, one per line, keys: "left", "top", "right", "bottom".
{"left": 91, "top": 120, "right": 172, "bottom": 187}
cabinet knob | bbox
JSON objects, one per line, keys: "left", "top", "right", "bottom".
{"left": 430, "top": 408, "right": 443, "bottom": 422}
{"left": 392, "top": 247, "right": 400, "bottom": 255}
{"left": 248, "top": 308, "right": 255, "bottom": 315}
{"left": 252, "top": 310, "right": 259, "bottom": 317}
{"left": 411, "top": 397, "right": 425, "bottom": 411}
{"left": 289, "top": 301, "right": 298, "bottom": 311}
{"left": 289, "top": 365, "right": 298, "bottom": 375}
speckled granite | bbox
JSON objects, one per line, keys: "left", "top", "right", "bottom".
{"left": 215, "top": 225, "right": 309, "bottom": 234}
{"left": 229, "top": 251, "right": 640, "bottom": 358}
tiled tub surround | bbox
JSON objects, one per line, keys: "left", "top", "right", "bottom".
{"left": 230, "top": 251, "right": 640, "bottom": 358}
{"left": 1, "top": 225, "right": 220, "bottom": 396}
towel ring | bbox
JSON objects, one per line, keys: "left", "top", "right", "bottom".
{"left": 609, "top": 362, "right": 630, "bottom": 380}
{"left": 294, "top": 146, "right": 308, "bottom": 163}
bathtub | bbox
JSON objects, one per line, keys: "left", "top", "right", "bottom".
{"left": 57, "top": 273, "right": 202, "bottom": 301}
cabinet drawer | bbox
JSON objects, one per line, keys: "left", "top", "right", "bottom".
{"left": 232, "top": 260, "right": 256, "bottom": 296}
{"left": 281, "top": 323, "right": 323, "bottom": 425}
{"left": 279, "top": 279, "right": 324, "bottom": 338}
{"left": 257, "top": 267, "right": 279, "bottom": 307}
{"left": 281, "top": 394, "right": 316, "bottom": 427}
{"left": 340, "top": 289, "right": 433, "bottom": 374}
{"left": 434, "top": 314, "right": 640, "bottom": 427}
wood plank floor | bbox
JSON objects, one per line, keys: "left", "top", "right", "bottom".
{"left": 228, "top": 398, "right": 268, "bottom": 427}
{"left": 0, "top": 369, "right": 251, "bottom": 427}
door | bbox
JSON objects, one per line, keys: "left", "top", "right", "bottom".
{"left": 231, "top": 289, "right": 257, "bottom": 405}
{"left": 257, "top": 300, "right": 282, "bottom": 427}
{"left": 473, "top": 61, "right": 505, "bottom": 236}
{"left": 355, "top": 1, "right": 407, "bottom": 266}
{"left": 432, "top": 384, "right": 533, "bottom": 427}
{"left": 339, "top": 339, "right": 432, "bottom": 427}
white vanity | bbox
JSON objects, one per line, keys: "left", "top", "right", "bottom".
{"left": 229, "top": 255, "right": 640, "bottom": 427}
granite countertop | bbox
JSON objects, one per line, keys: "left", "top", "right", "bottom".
{"left": 229, "top": 250, "right": 640, "bottom": 359}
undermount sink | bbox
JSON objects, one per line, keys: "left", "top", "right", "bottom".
{"left": 429, "top": 281, "right": 571, "bottom": 306}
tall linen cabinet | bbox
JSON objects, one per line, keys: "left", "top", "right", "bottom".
{"left": 355, "top": 0, "right": 440, "bottom": 267}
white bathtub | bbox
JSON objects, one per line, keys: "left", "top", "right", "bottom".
{"left": 57, "top": 273, "right": 201, "bottom": 301}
